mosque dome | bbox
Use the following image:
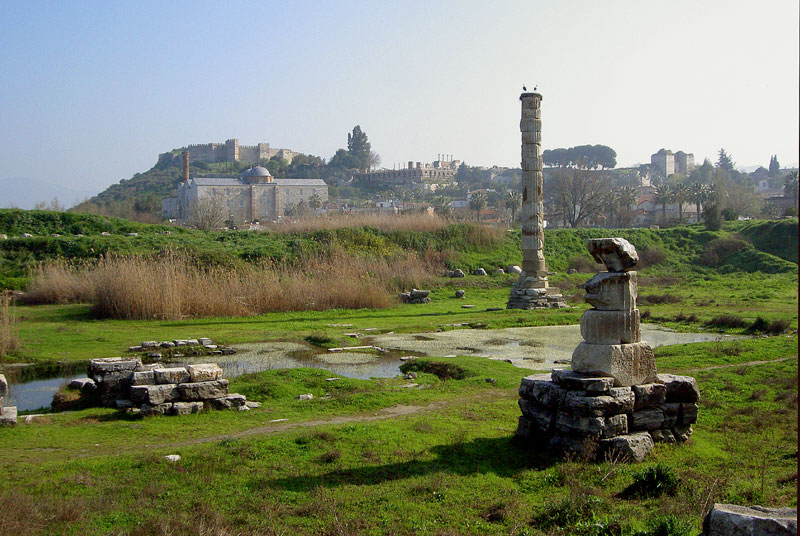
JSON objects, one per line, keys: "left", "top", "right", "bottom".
{"left": 242, "top": 166, "right": 273, "bottom": 183}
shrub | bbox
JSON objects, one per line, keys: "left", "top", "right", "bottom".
{"left": 568, "top": 256, "right": 604, "bottom": 273}
{"left": 634, "top": 514, "right": 693, "bottom": 536}
{"left": 749, "top": 317, "right": 791, "bottom": 335}
{"left": 703, "top": 204, "right": 723, "bottom": 231}
{"left": 638, "top": 246, "right": 666, "bottom": 268}
{"left": 639, "top": 294, "right": 681, "bottom": 305}
{"left": 704, "top": 314, "right": 749, "bottom": 329}
{"left": 304, "top": 333, "right": 333, "bottom": 347}
{"left": 701, "top": 238, "right": 748, "bottom": 266}
{"left": 399, "top": 360, "right": 469, "bottom": 380}
{"left": 531, "top": 494, "right": 605, "bottom": 529}
{"left": 621, "top": 463, "right": 679, "bottom": 498}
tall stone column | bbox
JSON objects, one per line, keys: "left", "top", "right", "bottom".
{"left": 508, "top": 92, "right": 567, "bottom": 310}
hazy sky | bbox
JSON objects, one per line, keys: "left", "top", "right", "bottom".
{"left": 1, "top": 0, "right": 798, "bottom": 196}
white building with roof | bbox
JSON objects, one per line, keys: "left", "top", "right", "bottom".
{"left": 162, "top": 166, "right": 328, "bottom": 225}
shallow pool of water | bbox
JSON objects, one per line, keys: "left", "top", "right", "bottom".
{"left": 3, "top": 324, "right": 740, "bottom": 412}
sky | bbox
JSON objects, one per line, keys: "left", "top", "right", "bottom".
{"left": 0, "top": 0, "right": 798, "bottom": 200}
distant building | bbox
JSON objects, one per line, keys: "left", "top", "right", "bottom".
{"left": 162, "top": 166, "right": 327, "bottom": 225}
{"left": 650, "top": 148, "right": 694, "bottom": 177}
{"left": 158, "top": 138, "right": 296, "bottom": 166}
{"left": 356, "top": 156, "right": 461, "bottom": 191}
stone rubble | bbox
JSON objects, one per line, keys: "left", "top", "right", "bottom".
{"left": 81, "top": 354, "right": 252, "bottom": 417}
{"left": 399, "top": 289, "right": 431, "bottom": 304}
{"left": 516, "top": 237, "right": 699, "bottom": 461}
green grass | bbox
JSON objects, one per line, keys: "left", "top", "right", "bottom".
{"left": 0, "top": 352, "right": 795, "bottom": 535}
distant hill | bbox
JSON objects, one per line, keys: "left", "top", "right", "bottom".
{"left": 0, "top": 177, "right": 96, "bottom": 210}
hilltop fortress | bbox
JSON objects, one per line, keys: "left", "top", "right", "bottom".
{"left": 158, "top": 139, "right": 296, "bottom": 166}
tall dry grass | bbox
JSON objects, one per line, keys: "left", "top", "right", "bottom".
{"left": 0, "top": 293, "right": 20, "bottom": 357}
{"left": 262, "top": 213, "right": 452, "bottom": 234}
{"left": 24, "top": 250, "right": 443, "bottom": 320}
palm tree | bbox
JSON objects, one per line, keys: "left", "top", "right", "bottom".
{"left": 671, "top": 183, "right": 688, "bottom": 223}
{"left": 688, "top": 181, "right": 707, "bottom": 222}
{"left": 434, "top": 195, "right": 452, "bottom": 219}
{"left": 612, "top": 185, "right": 637, "bottom": 227}
{"left": 654, "top": 183, "right": 672, "bottom": 223}
{"left": 308, "top": 193, "right": 322, "bottom": 211}
{"left": 505, "top": 191, "right": 522, "bottom": 224}
{"left": 469, "top": 191, "right": 487, "bottom": 222}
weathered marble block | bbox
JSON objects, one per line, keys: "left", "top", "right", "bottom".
{"left": 562, "top": 388, "right": 634, "bottom": 417}
{"left": 580, "top": 309, "right": 641, "bottom": 344}
{"left": 632, "top": 383, "right": 666, "bottom": 410}
{"left": 587, "top": 238, "right": 639, "bottom": 272}
{"left": 154, "top": 367, "right": 190, "bottom": 385}
{"left": 657, "top": 374, "right": 700, "bottom": 403}
{"left": 170, "top": 401, "right": 204, "bottom": 415}
{"left": 0, "top": 373, "right": 7, "bottom": 400}
{"left": 703, "top": 503, "right": 797, "bottom": 536}
{"left": 584, "top": 271, "right": 638, "bottom": 311}
{"left": 209, "top": 394, "right": 247, "bottom": 410}
{"left": 177, "top": 379, "right": 228, "bottom": 401}
{"left": 131, "top": 371, "right": 155, "bottom": 386}
{"left": 130, "top": 384, "right": 180, "bottom": 406}
{"left": 556, "top": 412, "right": 628, "bottom": 438}
{"left": 551, "top": 369, "right": 614, "bottom": 394}
{"left": 0, "top": 406, "right": 18, "bottom": 426}
{"left": 186, "top": 364, "right": 223, "bottom": 383}
{"left": 599, "top": 432, "right": 654, "bottom": 462}
{"left": 140, "top": 403, "right": 172, "bottom": 417}
{"left": 630, "top": 408, "right": 665, "bottom": 430}
{"left": 572, "top": 341, "right": 658, "bottom": 387}
{"left": 88, "top": 357, "right": 141, "bottom": 376}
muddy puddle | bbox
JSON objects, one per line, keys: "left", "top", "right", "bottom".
{"left": 3, "top": 324, "right": 741, "bottom": 412}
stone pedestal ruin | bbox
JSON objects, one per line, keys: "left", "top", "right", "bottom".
{"left": 83, "top": 358, "right": 255, "bottom": 416}
{"left": 516, "top": 238, "right": 699, "bottom": 461}
{"left": 0, "top": 373, "right": 17, "bottom": 426}
{"left": 507, "top": 92, "right": 566, "bottom": 310}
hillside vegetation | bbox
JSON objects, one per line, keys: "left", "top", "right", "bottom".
{"left": 1, "top": 210, "right": 796, "bottom": 292}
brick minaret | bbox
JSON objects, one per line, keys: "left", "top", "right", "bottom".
{"left": 508, "top": 92, "right": 567, "bottom": 310}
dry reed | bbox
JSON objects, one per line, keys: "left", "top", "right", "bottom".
{"left": 261, "top": 213, "right": 452, "bottom": 234}
{"left": 24, "top": 249, "right": 442, "bottom": 320}
{"left": 0, "top": 293, "right": 20, "bottom": 357}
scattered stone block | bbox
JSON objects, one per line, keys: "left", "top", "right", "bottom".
{"left": 455, "top": 290, "right": 465, "bottom": 298}
{"left": 572, "top": 341, "right": 657, "bottom": 387}
{"left": 551, "top": 369, "right": 613, "bottom": 394}
{"left": 140, "top": 403, "right": 171, "bottom": 416}
{"left": 159, "top": 341, "right": 176, "bottom": 348}
{"left": 245, "top": 400, "right": 261, "bottom": 409}
{"left": 154, "top": 367, "right": 190, "bottom": 385}
{"left": 135, "top": 363, "right": 164, "bottom": 372}
{"left": 599, "top": 432, "right": 653, "bottom": 462}
{"left": 580, "top": 309, "right": 641, "bottom": 344}
{"left": 587, "top": 238, "right": 638, "bottom": 272}
{"left": 630, "top": 408, "right": 665, "bottom": 430}
{"left": 115, "top": 399, "right": 134, "bottom": 410}
{"left": 632, "top": 383, "right": 666, "bottom": 410}
{"left": 209, "top": 394, "right": 247, "bottom": 410}
{"left": 186, "top": 364, "right": 222, "bottom": 383}
{"left": 164, "top": 454, "right": 181, "bottom": 463}
{"left": 68, "top": 378, "right": 97, "bottom": 392}
{"left": 170, "top": 401, "right": 204, "bottom": 415}
{"left": 295, "top": 393, "right": 314, "bottom": 400}
{"left": 650, "top": 429, "right": 676, "bottom": 443}
{"left": 130, "top": 384, "right": 180, "bottom": 405}
{"left": 673, "top": 424, "right": 693, "bottom": 442}
{"left": 131, "top": 371, "right": 155, "bottom": 386}
{"left": 702, "top": 503, "right": 797, "bottom": 536}
{"left": 473, "top": 268, "right": 487, "bottom": 276}
{"left": 198, "top": 338, "right": 212, "bottom": 346}
{"left": 141, "top": 341, "right": 159, "bottom": 349}
{"left": 186, "top": 339, "right": 200, "bottom": 346}
{"left": 562, "top": 388, "right": 634, "bottom": 417}
{"left": 88, "top": 358, "right": 142, "bottom": 376}
{"left": 451, "top": 269, "right": 465, "bottom": 278}
{"left": 177, "top": 380, "right": 228, "bottom": 401}
{"left": 657, "top": 373, "right": 700, "bottom": 403}
{"left": 507, "top": 265, "right": 523, "bottom": 274}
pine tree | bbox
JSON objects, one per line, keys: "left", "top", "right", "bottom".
{"left": 769, "top": 155, "right": 780, "bottom": 177}
{"left": 347, "top": 126, "right": 371, "bottom": 171}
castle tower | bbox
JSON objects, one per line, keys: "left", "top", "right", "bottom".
{"left": 508, "top": 92, "right": 567, "bottom": 310}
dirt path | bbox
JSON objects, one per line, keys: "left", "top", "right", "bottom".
{"left": 160, "top": 389, "right": 512, "bottom": 450}
{"left": 675, "top": 356, "right": 795, "bottom": 373}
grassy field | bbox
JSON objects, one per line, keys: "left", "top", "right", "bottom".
{"left": 0, "top": 215, "right": 796, "bottom": 534}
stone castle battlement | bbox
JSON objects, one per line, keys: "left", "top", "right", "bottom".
{"left": 160, "top": 139, "right": 296, "bottom": 166}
